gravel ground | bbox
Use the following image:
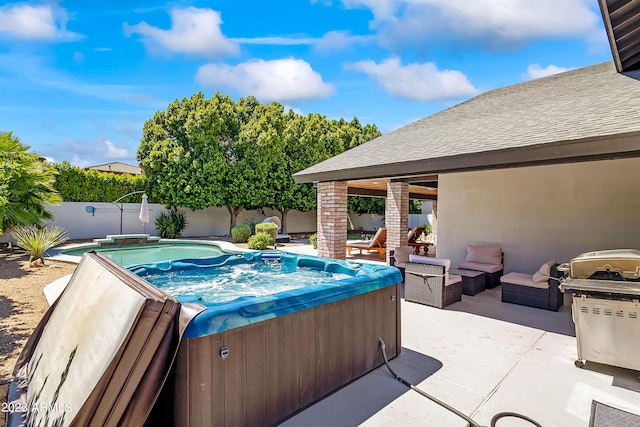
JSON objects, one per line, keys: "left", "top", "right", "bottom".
{"left": 0, "top": 247, "right": 77, "bottom": 427}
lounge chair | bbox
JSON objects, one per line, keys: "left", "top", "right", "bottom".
{"left": 407, "top": 225, "right": 431, "bottom": 254}
{"left": 500, "top": 260, "right": 564, "bottom": 311}
{"left": 346, "top": 227, "right": 387, "bottom": 259}
{"left": 458, "top": 245, "right": 503, "bottom": 288}
{"left": 405, "top": 255, "right": 462, "bottom": 308}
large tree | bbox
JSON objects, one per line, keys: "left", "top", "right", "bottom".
{"left": 137, "top": 93, "right": 384, "bottom": 234}
{"left": 137, "top": 93, "right": 236, "bottom": 210}
{"left": 222, "top": 101, "right": 287, "bottom": 229}
{"left": 0, "top": 132, "right": 61, "bottom": 235}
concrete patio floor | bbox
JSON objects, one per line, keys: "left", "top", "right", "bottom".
{"left": 281, "top": 285, "right": 640, "bottom": 427}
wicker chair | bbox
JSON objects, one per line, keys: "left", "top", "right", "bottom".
{"left": 405, "top": 256, "right": 462, "bottom": 308}
{"left": 500, "top": 261, "right": 564, "bottom": 311}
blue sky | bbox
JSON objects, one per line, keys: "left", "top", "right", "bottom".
{"left": 0, "top": 0, "right": 613, "bottom": 167}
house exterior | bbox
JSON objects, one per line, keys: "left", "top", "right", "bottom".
{"left": 293, "top": 59, "right": 640, "bottom": 273}
{"left": 85, "top": 162, "right": 143, "bottom": 175}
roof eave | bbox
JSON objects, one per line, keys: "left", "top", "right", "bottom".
{"left": 293, "top": 131, "right": 640, "bottom": 183}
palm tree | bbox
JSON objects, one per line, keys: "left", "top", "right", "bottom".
{"left": 0, "top": 131, "right": 61, "bottom": 235}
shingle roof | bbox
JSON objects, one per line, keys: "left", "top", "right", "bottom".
{"left": 294, "top": 61, "right": 640, "bottom": 183}
{"left": 85, "top": 162, "right": 143, "bottom": 175}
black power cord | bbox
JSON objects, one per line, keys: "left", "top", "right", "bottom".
{"left": 378, "top": 338, "right": 542, "bottom": 427}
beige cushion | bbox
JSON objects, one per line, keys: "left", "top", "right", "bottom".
{"left": 458, "top": 261, "right": 503, "bottom": 273}
{"left": 532, "top": 260, "right": 556, "bottom": 282}
{"left": 409, "top": 255, "right": 451, "bottom": 272}
{"left": 446, "top": 274, "right": 462, "bottom": 286}
{"left": 392, "top": 246, "right": 414, "bottom": 265}
{"left": 466, "top": 245, "right": 502, "bottom": 265}
{"left": 500, "top": 272, "right": 549, "bottom": 289}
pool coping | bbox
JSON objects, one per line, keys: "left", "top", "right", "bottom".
{"left": 46, "top": 237, "right": 251, "bottom": 264}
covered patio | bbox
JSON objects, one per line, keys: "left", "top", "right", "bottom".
{"left": 294, "top": 61, "right": 640, "bottom": 275}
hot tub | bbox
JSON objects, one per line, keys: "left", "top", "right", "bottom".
{"left": 132, "top": 251, "right": 402, "bottom": 426}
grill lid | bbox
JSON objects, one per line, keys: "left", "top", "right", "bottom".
{"left": 567, "top": 249, "right": 640, "bottom": 281}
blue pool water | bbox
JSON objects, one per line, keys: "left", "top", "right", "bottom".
{"left": 60, "top": 242, "right": 227, "bottom": 266}
{"left": 130, "top": 251, "right": 402, "bottom": 337}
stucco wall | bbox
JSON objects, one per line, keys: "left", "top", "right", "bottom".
{"left": 0, "top": 202, "right": 378, "bottom": 241}
{"left": 24, "top": 203, "right": 323, "bottom": 240}
{"left": 437, "top": 158, "right": 640, "bottom": 274}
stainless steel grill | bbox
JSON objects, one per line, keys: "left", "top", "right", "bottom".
{"left": 559, "top": 249, "right": 640, "bottom": 371}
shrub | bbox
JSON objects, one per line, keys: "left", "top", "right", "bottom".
{"left": 308, "top": 233, "right": 318, "bottom": 249}
{"left": 231, "top": 225, "right": 251, "bottom": 243}
{"left": 247, "top": 232, "right": 272, "bottom": 250}
{"left": 9, "top": 225, "right": 69, "bottom": 266}
{"left": 242, "top": 216, "right": 261, "bottom": 234}
{"left": 155, "top": 208, "right": 188, "bottom": 239}
{"left": 255, "top": 222, "right": 278, "bottom": 245}
{"left": 424, "top": 224, "right": 433, "bottom": 234}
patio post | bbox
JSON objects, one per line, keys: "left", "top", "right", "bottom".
{"left": 386, "top": 181, "right": 409, "bottom": 263}
{"left": 316, "top": 181, "right": 348, "bottom": 259}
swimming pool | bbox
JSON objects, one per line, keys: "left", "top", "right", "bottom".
{"left": 133, "top": 251, "right": 402, "bottom": 426}
{"left": 57, "top": 236, "right": 230, "bottom": 267}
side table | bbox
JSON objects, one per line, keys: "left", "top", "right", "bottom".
{"left": 449, "top": 268, "right": 486, "bottom": 296}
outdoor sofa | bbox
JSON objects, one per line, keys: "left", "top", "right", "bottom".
{"left": 500, "top": 260, "right": 564, "bottom": 311}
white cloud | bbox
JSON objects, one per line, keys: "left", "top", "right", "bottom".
{"left": 230, "top": 36, "right": 317, "bottom": 46}
{"left": 124, "top": 7, "right": 239, "bottom": 59}
{"left": 315, "top": 31, "right": 374, "bottom": 50}
{"left": 229, "top": 31, "right": 373, "bottom": 51}
{"left": 0, "top": 53, "right": 160, "bottom": 106}
{"left": 0, "top": 4, "right": 82, "bottom": 41}
{"left": 347, "top": 57, "right": 477, "bottom": 101}
{"left": 104, "top": 140, "right": 130, "bottom": 158}
{"left": 343, "top": 0, "right": 398, "bottom": 20}
{"left": 526, "top": 64, "right": 571, "bottom": 80}
{"left": 195, "top": 58, "right": 335, "bottom": 102}
{"left": 71, "top": 155, "right": 91, "bottom": 168}
{"left": 343, "top": 0, "right": 600, "bottom": 49}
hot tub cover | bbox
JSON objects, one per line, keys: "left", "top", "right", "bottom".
{"left": 5, "top": 253, "right": 203, "bottom": 427}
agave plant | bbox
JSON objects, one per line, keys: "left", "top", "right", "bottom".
{"left": 9, "top": 225, "right": 69, "bottom": 266}
{"left": 155, "top": 208, "right": 188, "bottom": 239}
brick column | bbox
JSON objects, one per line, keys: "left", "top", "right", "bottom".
{"left": 385, "top": 182, "right": 409, "bottom": 263}
{"left": 317, "top": 181, "right": 348, "bottom": 259}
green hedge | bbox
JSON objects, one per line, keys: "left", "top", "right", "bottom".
{"left": 53, "top": 161, "right": 150, "bottom": 202}
{"left": 247, "top": 232, "right": 272, "bottom": 250}
{"left": 255, "top": 222, "right": 278, "bottom": 245}
{"left": 231, "top": 225, "right": 251, "bottom": 243}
